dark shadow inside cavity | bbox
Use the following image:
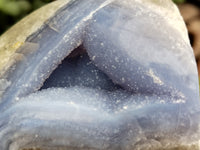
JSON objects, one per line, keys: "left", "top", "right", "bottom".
{"left": 189, "top": 32, "right": 194, "bottom": 46}
{"left": 41, "top": 45, "right": 122, "bottom": 91}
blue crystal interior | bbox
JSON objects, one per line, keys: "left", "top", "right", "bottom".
{"left": 41, "top": 45, "right": 122, "bottom": 91}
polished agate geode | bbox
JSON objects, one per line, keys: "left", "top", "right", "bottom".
{"left": 0, "top": 0, "right": 199, "bottom": 149}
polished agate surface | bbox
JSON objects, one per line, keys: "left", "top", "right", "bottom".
{"left": 0, "top": 0, "right": 199, "bottom": 149}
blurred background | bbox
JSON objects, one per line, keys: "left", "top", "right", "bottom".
{"left": 0, "top": 0, "right": 200, "bottom": 76}
{"left": 0, "top": 0, "right": 55, "bottom": 35}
